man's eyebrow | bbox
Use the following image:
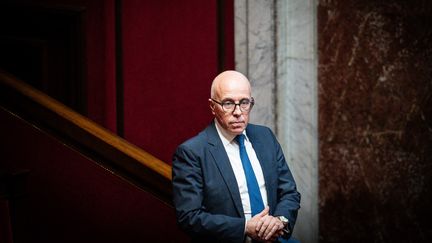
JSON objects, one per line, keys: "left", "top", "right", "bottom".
{"left": 220, "top": 98, "right": 235, "bottom": 102}
{"left": 221, "top": 97, "right": 250, "bottom": 102}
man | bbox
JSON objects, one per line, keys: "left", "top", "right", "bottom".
{"left": 172, "top": 71, "right": 300, "bottom": 243}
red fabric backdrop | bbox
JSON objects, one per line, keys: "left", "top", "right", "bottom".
{"left": 122, "top": 0, "right": 234, "bottom": 163}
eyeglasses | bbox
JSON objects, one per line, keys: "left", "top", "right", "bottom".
{"left": 211, "top": 97, "right": 254, "bottom": 113}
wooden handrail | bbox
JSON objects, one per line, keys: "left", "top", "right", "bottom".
{"left": 0, "top": 70, "right": 173, "bottom": 203}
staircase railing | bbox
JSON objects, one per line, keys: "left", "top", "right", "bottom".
{"left": 0, "top": 70, "right": 172, "bottom": 204}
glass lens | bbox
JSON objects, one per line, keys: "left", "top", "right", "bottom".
{"left": 239, "top": 99, "right": 250, "bottom": 110}
{"left": 222, "top": 101, "right": 235, "bottom": 110}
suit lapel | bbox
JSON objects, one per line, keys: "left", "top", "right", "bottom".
{"left": 205, "top": 123, "right": 244, "bottom": 217}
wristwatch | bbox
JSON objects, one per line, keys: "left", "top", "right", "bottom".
{"left": 277, "top": 216, "right": 290, "bottom": 234}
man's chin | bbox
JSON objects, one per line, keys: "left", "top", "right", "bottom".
{"left": 229, "top": 126, "right": 246, "bottom": 135}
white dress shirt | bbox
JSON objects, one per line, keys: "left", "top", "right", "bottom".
{"left": 214, "top": 121, "right": 268, "bottom": 220}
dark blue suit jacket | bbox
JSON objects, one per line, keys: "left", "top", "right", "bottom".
{"left": 172, "top": 122, "right": 300, "bottom": 243}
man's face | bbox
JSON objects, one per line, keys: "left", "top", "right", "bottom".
{"left": 210, "top": 78, "right": 252, "bottom": 136}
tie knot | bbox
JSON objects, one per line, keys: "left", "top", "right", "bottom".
{"left": 235, "top": 134, "right": 245, "bottom": 147}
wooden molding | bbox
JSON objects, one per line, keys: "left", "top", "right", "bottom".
{"left": 0, "top": 70, "right": 173, "bottom": 204}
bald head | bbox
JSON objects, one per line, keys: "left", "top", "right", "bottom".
{"left": 210, "top": 70, "right": 251, "bottom": 99}
{"left": 209, "top": 71, "right": 252, "bottom": 136}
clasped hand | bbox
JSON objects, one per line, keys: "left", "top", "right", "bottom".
{"left": 246, "top": 206, "right": 285, "bottom": 242}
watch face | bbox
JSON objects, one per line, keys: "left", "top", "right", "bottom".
{"left": 278, "top": 216, "right": 288, "bottom": 223}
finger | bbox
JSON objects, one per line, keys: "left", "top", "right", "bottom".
{"left": 255, "top": 217, "right": 264, "bottom": 232}
{"left": 263, "top": 219, "right": 276, "bottom": 240}
{"left": 265, "top": 217, "right": 284, "bottom": 239}
{"left": 277, "top": 229, "right": 285, "bottom": 237}
{"left": 257, "top": 216, "right": 272, "bottom": 238}
{"left": 265, "top": 224, "right": 279, "bottom": 240}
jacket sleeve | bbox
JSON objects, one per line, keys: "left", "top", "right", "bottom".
{"left": 172, "top": 144, "right": 245, "bottom": 243}
{"left": 269, "top": 128, "right": 301, "bottom": 237}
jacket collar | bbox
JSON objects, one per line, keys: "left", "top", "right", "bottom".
{"left": 204, "top": 122, "right": 244, "bottom": 216}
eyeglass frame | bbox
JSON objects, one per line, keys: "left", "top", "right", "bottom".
{"left": 210, "top": 97, "right": 255, "bottom": 113}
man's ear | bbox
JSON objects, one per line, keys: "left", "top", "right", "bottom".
{"left": 208, "top": 99, "right": 216, "bottom": 114}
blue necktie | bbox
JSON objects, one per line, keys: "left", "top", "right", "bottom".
{"left": 236, "top": 134, "right": 265, "bottom": 216}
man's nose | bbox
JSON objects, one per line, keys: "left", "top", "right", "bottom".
{"left": 232, "top": 104, "right": 242, "bottom": 115}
